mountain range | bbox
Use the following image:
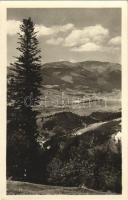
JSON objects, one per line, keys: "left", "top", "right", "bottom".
{"left": 37, "top": 61, "right": 121, "bottom": 193}
{"left": 42, "top": 60, "right": 121, "bottom": 93}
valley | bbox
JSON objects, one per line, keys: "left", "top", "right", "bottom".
{"left": 7, "top": 60, "right": 122, "bottom": 194}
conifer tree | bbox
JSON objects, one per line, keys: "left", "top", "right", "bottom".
{"left": 7, "top": 18, "right": 42, "bottom": 181}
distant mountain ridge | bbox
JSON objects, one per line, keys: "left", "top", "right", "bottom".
{"left": 42, "top": 60, "right": 121, "bottom": 93}
{"left": 43, "top": 60, "right": 120, "bottom": 69}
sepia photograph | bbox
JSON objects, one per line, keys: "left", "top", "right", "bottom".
{"left": 0, "top": 1, "right": 128, "bottom": 199}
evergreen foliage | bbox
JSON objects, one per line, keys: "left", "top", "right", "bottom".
{"left": 7, "top": 18, "right": 42, "bottom": 181}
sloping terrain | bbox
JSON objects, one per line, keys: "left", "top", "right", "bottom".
{"left": 82, "top": 111, "right": 121, "bottom": 125}
{"left": 40, "top": 111, "right": 121, "bottom": 141}
{"left": 39, "top": 60, "right": 121, "bottom": 116}
{"left": 40, "top": 111, "right": 121, "bottom": 193}
{"left": 7, "top": 112, "right": 122, "bottom": 195}
{"left": 42, "top": 61, "right": 121, "bottom": 92}
{"left": 7, "top": 60, "right": 121, "bottom": 194}
{"left": 7, "top": 181, "right": 113, "bottom": 195}
{"left": 42, "top": 112, "right": 84, "bottom": 137}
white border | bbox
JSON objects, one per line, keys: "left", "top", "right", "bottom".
{"left": 0, "top": 1, "right": 128, "bottom": 200}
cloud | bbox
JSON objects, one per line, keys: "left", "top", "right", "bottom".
{"left": 64, "top": 24, "right": 109, "bottom": 48}
{"left": 7, "top": 20, "right": 121, "bottom": 54}
{"left": 35, "top": 25, "right": 55, "bottom": 36}
{"left": 7, "top": 20, "right": 21, "bottom": 36}
{"left": 46, "top": 37, "right": 64, "bottom": 45}
{"left": 7, "top": 20, "right": 74, "bottom": 37}
{"left": 36, "top": 23, "right": 74, "bottom": 36}
{"left": 60, "top": 24, "right": 74, "bottom": 32}
{"left": 71, "top": 42, "right": 102, "bottom": 52}
{"left": 108, "top": 36, "right": 121, "bottom": 46}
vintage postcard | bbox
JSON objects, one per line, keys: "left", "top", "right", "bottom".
{"left": 0, "top": 1, "right": 128, "bottom": 200}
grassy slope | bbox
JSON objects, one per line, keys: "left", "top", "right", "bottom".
{"left": 7, "top": 181, "right": 112, "bottom": 195}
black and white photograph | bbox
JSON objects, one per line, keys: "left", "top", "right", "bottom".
{"left": 0, "top": 1, "right": 128, "bottom": 198}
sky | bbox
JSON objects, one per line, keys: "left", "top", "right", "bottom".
{"left": 7, "top": 8, "right": 121, "bottom": 65}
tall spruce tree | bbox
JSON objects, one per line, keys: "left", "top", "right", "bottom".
{"left": 7, "top": 18, "right": 42, "bottom": 181}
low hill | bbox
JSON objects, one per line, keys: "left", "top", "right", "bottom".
{"left": 41, "top": 111, "right": 121, "bottom": 140}
{"left": 41, "top": 112, "right": 121, "bottom": 194}
{"left": 43, "top": 111, "right": 84, "bottom": 132}
{"left": 82, "top": 111, "right": 121, "bottom": 125}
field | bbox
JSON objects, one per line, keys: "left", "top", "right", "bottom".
{"left": 7, "top": 181, "right": 112, "bottom": 195}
